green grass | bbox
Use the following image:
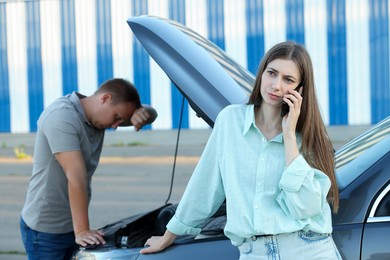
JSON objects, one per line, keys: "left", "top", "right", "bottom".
{"left": 109, "top": 141, "right": 148, "bottom": 147}
{"left": 127, "top": 141, "right": 148, "bottom": 147}
{"left": 0, "top": 250, "right": 26, "bottom": 255}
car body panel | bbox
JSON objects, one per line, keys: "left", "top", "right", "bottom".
{"left": 332, "top": 223, "right": 364, "bottom": 260}
{"left": 73, "top": 16, "right": 390, "bottom": 260}
{"left": 137, "top": 240, "right": 239, "bottom": 260}
{"left": 75, "top": 239, "right": 238, "bottom": 260}
{"left": 361, "top": 221, "right": 390, "bottom": 259}
{"left": 75, "top": 247, "right": 140, "bottom": 260}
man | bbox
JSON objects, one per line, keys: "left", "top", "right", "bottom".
{"left": 20, "top": 78, "right": 157, "bottom": 259}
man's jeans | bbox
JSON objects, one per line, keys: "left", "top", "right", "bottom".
{"left": 20, "top": 217, "right": 78, "bottom": 260}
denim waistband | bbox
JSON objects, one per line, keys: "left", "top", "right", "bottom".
{"left": 250, "top": 234, "right": 274, "bottom": 241}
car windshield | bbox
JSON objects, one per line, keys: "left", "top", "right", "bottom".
{"left": 335, "top": 116, "right": 390, "bottom": 190}
{"left": 335, "top": 116, "right": 390, "bottom": 170}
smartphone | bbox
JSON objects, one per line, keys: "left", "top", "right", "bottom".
{"left": 280, "top": 101, "right": 290, "bottom": 117}
{"left": 280, "top": 86, "right": 302, "bottom": 117}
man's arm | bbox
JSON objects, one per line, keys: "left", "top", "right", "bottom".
{"left": 55, "top": 151, "right": 105, "bottom": 247}
{"left": 140, "top": 105, "right": 158, "bottom": 125}
{"left": 120, "top": 105, "right": 158, "bottom": 130}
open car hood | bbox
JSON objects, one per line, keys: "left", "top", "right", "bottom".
{"left": 127, "top": 16, "right": 253, "bottom": 127}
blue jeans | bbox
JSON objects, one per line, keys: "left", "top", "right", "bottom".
{"left": 238, "top": 231, "right": 342, "bottom": 260}
{"left": 20, "top": 217, "right": 79, "bottom": 260}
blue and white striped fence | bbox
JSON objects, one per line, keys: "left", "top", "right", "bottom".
{"left": 0, "top": 0, "right": 389, "bottom": 133}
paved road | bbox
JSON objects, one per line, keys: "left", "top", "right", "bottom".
{"left": 0, "top": 127, "right": 370, "bottom": 259}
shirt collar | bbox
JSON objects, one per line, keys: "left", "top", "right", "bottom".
{"left": 273, "top": 133, "right": 284, "bottom": 143}
{"left": 243, "top": 104, "right": 255, "bottom": 136}
{"left": 68, "top": 91, "right": 90, "bottom": 125}
{"left": 242, "top": 104, "right": 284, "bottom": 143}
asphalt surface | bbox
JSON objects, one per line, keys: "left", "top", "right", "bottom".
{"left": 0, "top": 126, "right": 370, "bottom": 259}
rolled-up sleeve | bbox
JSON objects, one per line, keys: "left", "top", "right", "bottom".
{"left": 166, "top": 115, "right": 226, "bottom": 236}
{"left": 277, "top": 155, "right": 331, "bottom": 219}
{"left": 166, "top": 215, "right": 202, "bottom": 235}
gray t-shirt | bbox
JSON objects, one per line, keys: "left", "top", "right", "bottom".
{"left": 22, "top": 92, "right": 105, "bottom": 234}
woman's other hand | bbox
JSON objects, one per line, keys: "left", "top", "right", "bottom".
{"left": 140, "top": 230, "right": 177, "bottom": 254}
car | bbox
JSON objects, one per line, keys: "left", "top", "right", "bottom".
{"left": 73, "top": 16, "right": 390, "bottom": 260}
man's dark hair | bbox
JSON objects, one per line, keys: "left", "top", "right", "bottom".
{"left": 96, "top": 78, "right": 141, "bottom": 108}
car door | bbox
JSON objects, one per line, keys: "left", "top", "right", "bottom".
{"left": 361, "top": 182, "right": 390, "bottom": 259}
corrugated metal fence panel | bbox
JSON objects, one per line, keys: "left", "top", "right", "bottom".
{"left": 245, "top": 0, "right": 264, "bottom": 75}
{"left": 146, "top": 0, "right": 172, "bottom": 130}
{"left": 346, "top": 0, "right": 371, "bottom": 125}
{"left": 26, "top": 1, "right": 44, "bottom": 132}
{"left": 132, "top": 0, "right": 151, "bottom": 130}
{"left": 60, "top": 0, "right": 78, "bottom": 96}
{"left": 6, "top": 2, "right": 30, "bottom": 133}
{"left": 370, "top": 0, "right": 390, "bottom": 124}
{"left": 40, "top": 0, "right": 63, "bottom": 108}
{"left": 0, "top": 3, "right": 10, "bottom": 133}
{"left": 304, "top": 0, "right": 330, "bottom": 124}
{"left": 0, "top": 0, "right": 389, "bottom": 133}
{"left": 75, "top": 0, "right": 98, "bottom": 95}
{"left": 169, "top": 0, "right": 189, "bottom": 129}
{"left": 327, "top": 0, "right": 348, "bottom": 125}
{"left": 184, "top": 0, "right": 209, "bottom": 130}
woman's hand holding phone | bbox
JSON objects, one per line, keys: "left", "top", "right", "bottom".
{"left": 281, "top": 86, "right": 303, "bottom": 166}
{"left": 280, "top": 86, "right": 303, "bottom": 118}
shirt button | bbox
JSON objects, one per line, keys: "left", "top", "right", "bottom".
{"left": 254, "top": 205, "right": 258, "bottom": 209}
{"left": 257, "top": 182, "right": 261, "bottom": 186}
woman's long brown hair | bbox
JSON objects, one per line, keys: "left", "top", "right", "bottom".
{"left": 248, "top": 41, "right": 339, "bottom": 212}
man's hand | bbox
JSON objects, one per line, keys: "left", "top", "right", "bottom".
{"left": 120, "top": 105, "right": 157, "bottom": 129}
{"left": 131, "top": 107, "right": 152, "bottom": 131}
{"left": 55, "top": 151, "right": 106, "bottom": 248}
{"left": 75, "top": 229, "right": 106, "bottom": 247}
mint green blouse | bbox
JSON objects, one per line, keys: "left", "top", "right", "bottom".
{"left": 167, "top": 104, "right": 332, "bottom": 246}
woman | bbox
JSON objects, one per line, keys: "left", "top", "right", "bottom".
{"left": 141, "top": 41, "right": 341, "bottom": 259}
